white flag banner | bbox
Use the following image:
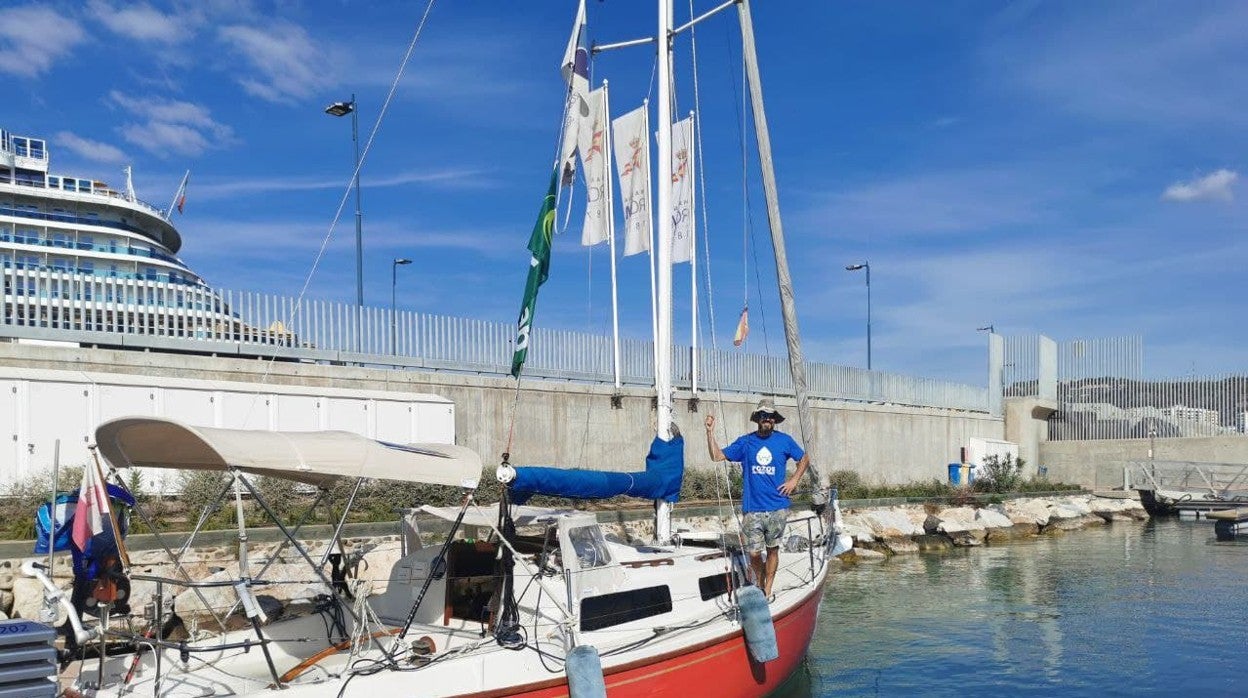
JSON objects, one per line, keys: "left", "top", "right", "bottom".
{"left": 559, "top": 0, "right": 590, "bottom": 187}
{"left": 669, "top": 116, "right": 695, "bottom": 264}
{"left": 579, "top": 87, "right": 611, "bottom": 246}
{"left": 612, "top": 104, "right": 651, "bottom": 256}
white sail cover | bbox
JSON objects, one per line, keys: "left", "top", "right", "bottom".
{"left": 94, "top": 417, "right": 482, "bottom": 489}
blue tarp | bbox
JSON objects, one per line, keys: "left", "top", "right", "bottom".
{"left": 34, "top": 484, "right": 135, "bottom": 555}
{"left": 508, "top": 436, "right": 685, "bottom": 505}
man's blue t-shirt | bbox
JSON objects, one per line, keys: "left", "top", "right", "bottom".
{"left": 722, "top": 431, "right": 804, "bottom": 513}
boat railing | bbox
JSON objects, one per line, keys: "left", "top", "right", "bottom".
{"left": 1, "top": 177, "right": 168, "bottom": 220}
{"left": 121, "top": 572, "right": 287, "bottom": 687}
{"left": 0, "top": 204, "right": 170, "bottom": 243}
{"left": 1124, "top": 460, "right": 1248, "bottom": 498}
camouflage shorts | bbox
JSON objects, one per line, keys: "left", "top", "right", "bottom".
{"left": 742, "top": 509, "right": 789, "bottom": 554}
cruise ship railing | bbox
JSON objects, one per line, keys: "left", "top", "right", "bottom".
{"left": 0, "top": 268, "right": 992, "bottom": 412}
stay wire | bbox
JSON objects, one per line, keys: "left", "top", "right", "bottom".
{"left": 687, "top": 0, "right": 744, "bottom": 549}
{"left": 238, "top": 0, "right": 439, "bottom": 428}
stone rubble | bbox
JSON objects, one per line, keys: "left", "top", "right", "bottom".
{"left": 0, "top": 494, "right": 1147, "bottom": 622}
{"left": 837, "top": 493, "right": 1147, "bottom": 561}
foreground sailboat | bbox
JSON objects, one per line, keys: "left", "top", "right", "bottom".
{"left": 16, "top": 2, "right": 851, "bottom": 696}
{"left": 18, "top": 417, "right": 840, "bottom": 697}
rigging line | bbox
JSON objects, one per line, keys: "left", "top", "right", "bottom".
{"left": 719, "top": 14, "right": 752, "bottom": 310}
{"left": 687, "top": 0, "right": 744, "bottom": 549}
{"left": 236, "top": 0, "right": 439, "bottom": 428}
{"left": 509, "top": 5, "right": 593, "bottom": 452}
{"left": 713, "top": 3, "right": 770, "bottom": 389}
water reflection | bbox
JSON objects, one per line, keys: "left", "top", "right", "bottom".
{"left": 794, "top": 520, "right": 1246, "bottom": 697}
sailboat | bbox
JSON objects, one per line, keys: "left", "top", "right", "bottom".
{"left": 15, "top": 2, "right": 851, "bottom": 696}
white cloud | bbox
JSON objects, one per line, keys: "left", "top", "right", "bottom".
{"left": 0, "top": 5, "right": 86, "bottom": 78}
{"left": 54, "top": 132, "right": 127, "bottom": 164}
{"left": 88, "top": 1, "right": 190, "bottom": 44}
{"left": 1161, "top": 169, "right": 1238, "bottom": 203}
{"left": 192, "top": 169, "right": 493, "bottom": 200}
{"left": 218, "top": 22, "right": 330, "bottom": 103}
{"left": 107, "top": 91, "right": 235, "bottom": 157}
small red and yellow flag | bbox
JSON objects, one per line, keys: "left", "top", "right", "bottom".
{"left": 732, "top": 306, "right": 749, "bottom": 347}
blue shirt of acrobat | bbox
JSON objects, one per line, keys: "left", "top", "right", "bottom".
{"left": 722, "top": 431, "right": 804, "bottom": 513}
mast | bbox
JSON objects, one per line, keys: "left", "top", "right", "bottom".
{"left": 688, "top": 111, "right": 698, "bottom": 396}
{"left": 654, "top": 0, "right": 675, "bottom": 544}
{"left": 605, "top": 82, "right": 622, "bottom": 390}
{"left": 736, "top": 0, "right": 830, "bottom": 508}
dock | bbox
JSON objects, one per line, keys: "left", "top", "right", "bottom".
{"left": 1206, "top": 508, "right": 1248, "bottom": 542}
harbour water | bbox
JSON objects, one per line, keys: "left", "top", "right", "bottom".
{"left": 790, "top": 519, "right": 1245, "bottom": 697}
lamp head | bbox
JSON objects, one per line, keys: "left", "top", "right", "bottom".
{"left": 394, "top": 258, "right": 412, "bottom": 266}
{"left": 845, "top": 263, "right": 866, "bottom": 271}
{"left": 325, "top": 100, "right": 354, "bottom": 117}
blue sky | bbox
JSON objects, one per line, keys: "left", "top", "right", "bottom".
{"left": 2, "top": 1, "right": 1243, "bottom": 385}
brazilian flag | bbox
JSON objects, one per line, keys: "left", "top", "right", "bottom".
{"left": 510, "top": 169, "right": 559, "bottom": 377}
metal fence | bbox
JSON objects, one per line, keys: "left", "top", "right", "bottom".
{"left": 0, "top": 268, "right": 991, "bottom": 412}
{"left": 1001, "top": 334, "right": 1247, "bottom": 440}
{"left": 1050, "top": 374, "right": 1248, "bottom": 440}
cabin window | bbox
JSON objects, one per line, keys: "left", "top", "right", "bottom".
{"left": 580, "top": 585, "right": 672, "bottom": 631}
{"left": 566, "top": 525, "right": 611, "bottom": 569}
{"left": 697, "top": 571, "right": 743, "bottom": 601}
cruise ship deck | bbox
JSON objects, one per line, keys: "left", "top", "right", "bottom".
{"left": 0, "top": 128, "right": 234, "bottom": 340}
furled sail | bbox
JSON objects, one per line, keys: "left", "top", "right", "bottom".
{"left": 507, "top": 436, "right": 684, "bottom": 505}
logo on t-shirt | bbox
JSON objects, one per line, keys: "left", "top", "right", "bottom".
{"left": 752, "top": 446, "right": 776, "bottom": 476}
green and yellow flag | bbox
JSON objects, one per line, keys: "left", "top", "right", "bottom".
{"left": 510, "top": 169, "right": 559, "bottom": 377}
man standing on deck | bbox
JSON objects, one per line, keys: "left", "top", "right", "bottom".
{"left": 704, "top": 398, "right": 810, "bottom": 598}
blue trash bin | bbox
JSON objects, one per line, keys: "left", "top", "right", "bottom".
{"left": 947, "top": 463, "right": 961, "bottom": 485}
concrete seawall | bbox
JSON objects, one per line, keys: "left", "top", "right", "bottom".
{"left": 0, "top": 343, "right": 1003, "bottom": 484}
{"left": 1041, "top": 436, "right": 1248, "bottom": 489}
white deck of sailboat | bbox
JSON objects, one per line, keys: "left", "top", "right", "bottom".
{"left": 81, "top": 518, "right": 829, "bottom": 698}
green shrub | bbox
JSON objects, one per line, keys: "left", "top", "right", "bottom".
{"left": 973, "top": 454, "right": 1025, "bottom": 494}
{"left": 828, "top": 469, "right": 863, "bottom": 494}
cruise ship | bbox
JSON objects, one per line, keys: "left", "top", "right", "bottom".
{"left": 0, "top": 127, "right": 246, "bottom": 343}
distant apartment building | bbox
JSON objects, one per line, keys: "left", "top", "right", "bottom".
{"left": 1161, "top": 405, "right": 1220, "bottom": 427}
{"left": 1065, "top": 402, "right": 1230, "bottom": 438}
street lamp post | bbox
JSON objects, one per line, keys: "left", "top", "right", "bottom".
{"left": 325, "top": 95, "right": 364, "bottom": 351}
{"left": 391, "top": 258, "right": 411, "bottom": 356}
{"left": 845, "top": 261, "right": 871, "bottom": 370}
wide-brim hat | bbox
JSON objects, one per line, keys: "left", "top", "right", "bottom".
{"left": 749, "top": 398, "right": 785, "bottom": 424}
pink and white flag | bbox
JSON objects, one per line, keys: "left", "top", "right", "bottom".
{"left": 612, "top": 104, "right": 651, "bottom": 256}
{"left": 71, "top": 464, "right": 111, "bottom": 552}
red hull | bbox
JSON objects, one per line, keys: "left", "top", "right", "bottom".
{"left": 469, "top": 581, "right": 825, "bottom": 698}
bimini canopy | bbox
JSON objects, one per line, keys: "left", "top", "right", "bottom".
{"left": 95, "top": 417, "right": 481, "bottom": 489}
